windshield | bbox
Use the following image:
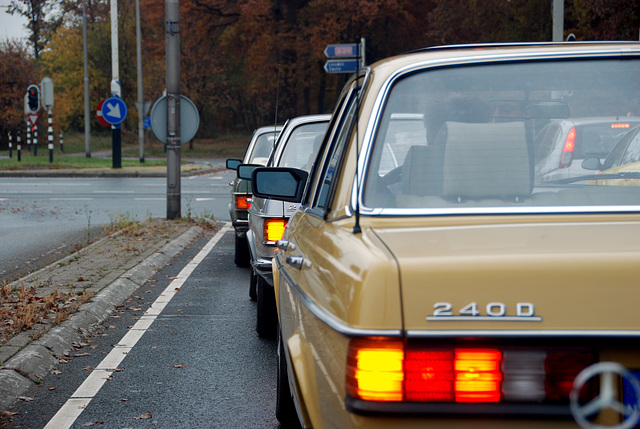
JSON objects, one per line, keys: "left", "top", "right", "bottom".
{"left": 277, "top": 122, "right": 329, "bottom": 171}
{"left": 363, "top": 58, "right": 640, "bottom": 212}
{"left": 247, "top": 131, "right": 278, "bottom": 165}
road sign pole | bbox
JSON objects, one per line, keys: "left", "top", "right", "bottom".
{"left": 8, "top": 132, "right": 12, "bottom": 158}
{"left": 82, "top": 0, "right": 91, "bottom": 158}
{"left": 17, "top": 131, "right": 21, "bottom": 162}
{"left": 166, "top": 0, "right": 181, "bottom": 220}
{"left": 110, "top": 0, "right": 122, "bottom": 169}
{"left": 136, "top": 0, "right": 145, "bottom": 163}
{"left": 48, "top": 108, "right": 54, "bottom": 163}
{"left": 33, "top": 124, "right": 38, "bottom": 156}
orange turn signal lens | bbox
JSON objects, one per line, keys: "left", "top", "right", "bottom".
{"left": 454, "top": 349, "right": 502, "bottom": 402}
{"left": 264, "top": 218, "right": 287, "bottom": 242}
{"left": 235, "top": 195, "right": 251, "bottom": 210}
{"left": 346, "top": 339, "right": 404, "bottom": 401}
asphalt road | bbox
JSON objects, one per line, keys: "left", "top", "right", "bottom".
{"left": 0, "top": 170, "right": 234, "bottom": 282}
{"left": 5, "top": 227, "right": 279, "bottom": 428}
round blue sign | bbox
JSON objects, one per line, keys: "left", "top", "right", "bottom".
{"left": 101, "top": 96, "right": 128, "bottom": 125}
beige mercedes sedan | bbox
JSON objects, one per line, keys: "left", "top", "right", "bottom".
{"left": 251, "top": 42, "right": 640, "bottom": 429}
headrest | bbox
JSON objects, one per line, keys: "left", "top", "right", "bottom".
{"left": 441, "top": 121, "right": 531, "bottom": 200}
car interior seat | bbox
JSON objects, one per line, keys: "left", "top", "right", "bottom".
{"left": 441, "top": 121, "right": 532, "bottom": 201}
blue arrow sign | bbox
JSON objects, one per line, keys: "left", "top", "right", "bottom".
{"left": 324, "top": 59, "right": 359, "bottom": 74}
{"left": 102, "top": 96, "right": 128, "bottom": 125}
{"left": 324, "top": 44, "right": 360, "bottom": 58}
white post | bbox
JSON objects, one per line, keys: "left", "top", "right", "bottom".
{"left": 552, "top": 0, "right": 564, "bottom": 42}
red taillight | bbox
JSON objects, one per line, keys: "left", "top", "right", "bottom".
{"left": 559, "top": 127, "right": 576, "bottom": 168}
{"left": 235, "top": 195, "right": 251, "bottom": 210}
{"left": 405, "top": 350, "right": 454, "bottom": 401}
{"left": 263, "top": 218, "right": 287, "bottom": 242}
{"left": 611, "top": 123, "right": 630, "bottom": 129}
{"left": 346, "top": 340, "right": 596, "bottom": 405}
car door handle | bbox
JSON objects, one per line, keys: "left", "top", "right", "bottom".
{"left": 276, "top": 240, "right": 296, "bottom": 251}
{"left": 286, "top": 256, "right": 305, "bottom": 270}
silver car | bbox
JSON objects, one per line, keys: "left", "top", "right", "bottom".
{"left": 535, "top": 117, "right": 640, "bottom": 182}
{"left": 243, "top": 114, "right": 330, "bottom": 337}
{"left": 226, "top": 125, "right": 281, "bottom": 267}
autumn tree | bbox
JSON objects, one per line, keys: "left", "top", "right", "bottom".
{"left": 5, "top": 0, "right": 62, "bottom": 58}
{"left": 0, "top": 39, "right": 39, "bottom": 147}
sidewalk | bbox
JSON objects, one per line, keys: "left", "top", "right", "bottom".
{"left": 0, "top": 218, "right": 219, "bottom": 411}
{"left": 0, "top": 157, "right": 227, "bottom": 178}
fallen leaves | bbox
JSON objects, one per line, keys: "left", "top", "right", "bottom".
{"left": 173, "top": 364, "right": 189, "bottom": 368}
{"left": 133, "top": 411, "right": 152, "bottom": 420}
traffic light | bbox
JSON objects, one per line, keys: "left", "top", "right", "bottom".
{"left": 27, "top": 84, "right": 40, "bottom": 113}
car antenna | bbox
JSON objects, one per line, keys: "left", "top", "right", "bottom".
{"left": 274, "top": 64, "right": 281, "bottom": 139}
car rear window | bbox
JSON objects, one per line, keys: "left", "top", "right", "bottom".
{"left": 363, "top": 58, "right": 640, "bottom": 213}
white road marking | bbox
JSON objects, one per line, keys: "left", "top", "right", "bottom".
{"left": 49, "top": 198, "right": 93, "bottom": 201}
{"left": 43, "top": 222, "right": 233, "bottom": 429}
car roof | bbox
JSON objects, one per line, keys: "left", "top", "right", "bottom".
{"left": 253, "top": 125, "right": 282, "bottom": 134}
{"left": 367, "top": 42, "right": 640, "bottom": 78}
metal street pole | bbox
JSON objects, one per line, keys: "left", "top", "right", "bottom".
{"left": 136, "top": 0, "right": 145, "bottom": 162}
{"left": 111, "top": 0, "right": 122, "bottom": 168}
{"left": 552, "top": 0, "right": 564, "bottom": 42}
{"left": 83, "top": 0, "right": 91, "bottom": 157}
{"left": 166, "top": 0, "right": 181, "bottom": 219}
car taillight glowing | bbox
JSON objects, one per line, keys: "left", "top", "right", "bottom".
{"left": 347, "top": 340, "right": 404, "bottom": 401}
{"left": 264, "top": 218, "right": 287, "bottom": 242}
{"left": 559, "top": 127, "right": 576, "bottom": 168}
{"left": 454, "top": 349, "right": 502, "bottom": 402}
{"left": 346, "top": 339, "right": 596, "bottom": 405}
{"left": 611, "top": 123, "right": 630, "bottom": 129}
{"left": 235, "top": 195, "right": 251, "bottom": 210}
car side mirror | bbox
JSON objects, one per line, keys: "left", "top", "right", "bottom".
{"left": 237, "top": 164, "right": 261, "bottom": 180}
{"left": 252, "top": 167, "right": 308, "bottom": 203}
{"left": 581, "top": 157, "right": 602, "bottom": 171}
{"left": 226, "top": 159, "right": 242, "bottom": 170}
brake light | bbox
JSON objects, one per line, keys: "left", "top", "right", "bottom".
{"left": 346, "top": 340, "right": 596, "bottom": 405}
{"left": 235, "top": 195, "right": 251, "bottom": 210}
{"left": 264, "top": 218, "right": 287, "bottom": 242}
{"left": 559, "top": 127, "right": 576, "bottom": 168}
{"left": 611, "top": 123, "right": 630, "bottom": 129}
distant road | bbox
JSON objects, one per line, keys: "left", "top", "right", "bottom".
{"left": 0, "top": 171, "right": 234, "bottom": 282}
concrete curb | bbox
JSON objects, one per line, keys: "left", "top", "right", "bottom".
{"left": 0, "top": 225, "right": 205, "bottom": 411}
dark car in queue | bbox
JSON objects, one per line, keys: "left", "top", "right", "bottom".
{"left": 226, "top": 125, "right": 281, "bottom": 267}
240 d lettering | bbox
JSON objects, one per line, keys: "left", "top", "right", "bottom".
{"left": 427, "top": 302, "right": 542, "bottom": 322}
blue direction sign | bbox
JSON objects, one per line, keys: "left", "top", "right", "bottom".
{"left": 324, "top": 43, "right": 360, "bottom": 58}
{"left": 102, "top": 96, "right": 128, "bottom": 125}
{"left": 324, "top": 59, "right": 359, "bottom": 74}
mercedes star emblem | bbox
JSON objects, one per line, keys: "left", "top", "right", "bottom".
{"left": 570, "top": 362, "right": 640, "bottom": 429}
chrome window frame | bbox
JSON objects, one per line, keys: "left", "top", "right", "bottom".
{"left": 351, "top": 48, "right": 640, "bottom": 217}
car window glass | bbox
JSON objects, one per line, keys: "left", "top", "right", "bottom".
{"left": 620, "top": 130, "right": 640, "bottom": 165}
{"left": 277, "top": 122, "right": 329, "bottom": 171}
{"left": 314, "top": 94, "right": 359, "bottom": 210}
{"left": 362, "top": 59, "right": 640, "bottom": 211}
{"left": 247, "top": 132, "right": 277, "bottom": 165}
{"left": 603, "top": 129, "right": 635, "bottom": 169}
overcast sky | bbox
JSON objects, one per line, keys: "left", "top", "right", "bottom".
{"left": 0, "top": 2, "right": 30, "bottom": 41}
